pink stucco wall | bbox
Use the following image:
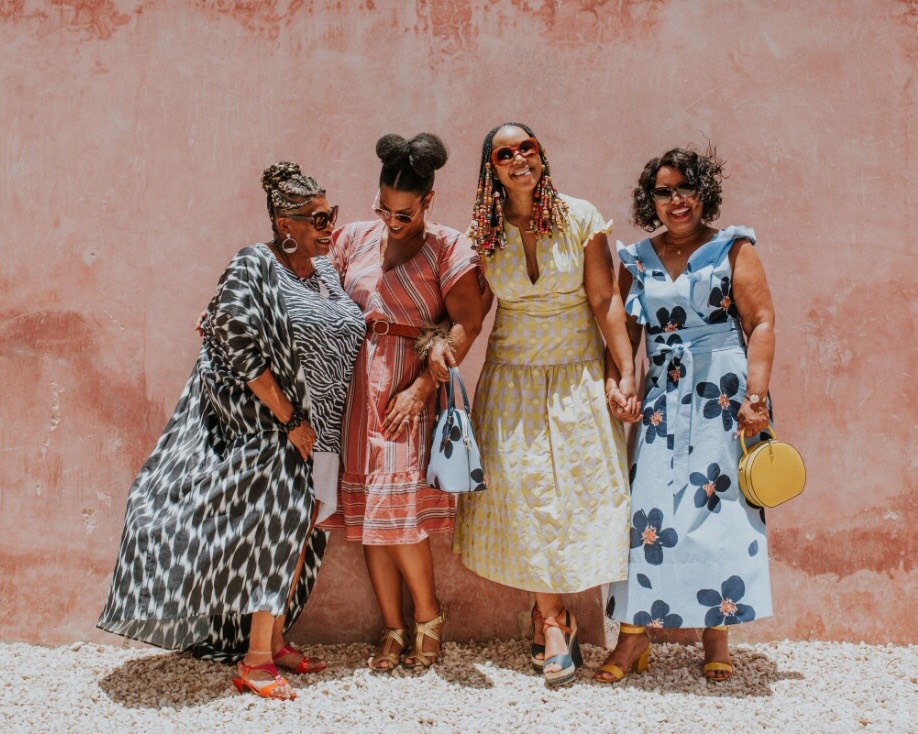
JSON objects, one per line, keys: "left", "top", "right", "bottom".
{"left": 1, "top": 1, "right": 914, "bottom": 648}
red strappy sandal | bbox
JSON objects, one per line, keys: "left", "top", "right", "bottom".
{"left": 232, "top": 660, "right": 297, "bottom": 700}
{"left": 273, "top": 644, "right": 327, "bottom": 674}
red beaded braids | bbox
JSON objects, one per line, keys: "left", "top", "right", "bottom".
{"left": 467, "top": 122, "right": 569, "bottom": 258}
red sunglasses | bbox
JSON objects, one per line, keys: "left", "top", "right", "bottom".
{"left": 490, "top": 137, "right": 541, "bottom": 167}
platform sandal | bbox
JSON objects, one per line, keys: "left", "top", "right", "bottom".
{"left": 542, "top": 609, "right": 582, "bottom": 687}
{"left": 402, "top": 609, "right": 446, "bottom": 669}
{"left": 702, "top": 625, "right": 734, "bottom": 681}
{"left": 594, "top": 623, "right": 650, "bottom": 684}
{"left": 232, "top": 659, "right": 296, "bottom": 700}
{"left": 530, "top": 604, "right": 545, "bottom": 671}
{"left": 368, "top": 628, "right": 407, "bottom": 672}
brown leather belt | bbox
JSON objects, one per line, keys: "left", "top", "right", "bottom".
{"left": 366, "top": 320, "right": 422, "bottom": 339}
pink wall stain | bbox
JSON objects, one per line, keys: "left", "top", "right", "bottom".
{"left": 0, "top": 1, "right": 914, "bottom": 648}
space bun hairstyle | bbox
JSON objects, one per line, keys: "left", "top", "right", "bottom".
{"left": 261, "top": 161, "right": 325, "bottom": 226}
{"left": 376, "top": 133, "right": 448, "bottom": 197}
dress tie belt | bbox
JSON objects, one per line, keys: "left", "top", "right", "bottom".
{"left": 644, "top": 319, "right": 745, "bottom": 494}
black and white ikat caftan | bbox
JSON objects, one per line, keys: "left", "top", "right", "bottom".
{"left": 97, "top": 244, "right": 364, "bottom": 661}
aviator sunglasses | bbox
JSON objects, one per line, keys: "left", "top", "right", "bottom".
{"left": 651, "top": 184, "right": 698, "bottom": 202}
{"left": 490, "top": 137, "right": 541, "bottom": 167}
{"left": 372, "top": 190, "right": 428, "bottom": 225}
{"left": 284, "top": 205, "right": 339, "bottom": 230}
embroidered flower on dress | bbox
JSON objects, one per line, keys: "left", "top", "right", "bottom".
{"left": 633, "top": 600, "right": 683, "bottom": 629}
{"left": 696, "top": 372, "right": 742, "bottom": 431}
{"left": 708, "top": 276, "right": 739, "bottom": 323}
{"left": 697, "top": 575, "right": 756, "bottom": 626}
{"left": 647, "top": 306, "right": 687, "bottom": 335}
{"left": 630, "top": 508, "right": 678, "bottom": 566}
{"left": 641, "top": 395, "right": 667, "bottom": 444}
{"left": 691, "top": 462, "right": 732, "bottom": 512}
{"left": 618, "top": 248, "right": 645, "bottom": 275}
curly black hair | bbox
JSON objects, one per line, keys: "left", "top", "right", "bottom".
{"left": 632, "top": 147, "right": 725, "bottom": 232}
{"left": 376, "top": 132, "right": 448, "bottom": 196}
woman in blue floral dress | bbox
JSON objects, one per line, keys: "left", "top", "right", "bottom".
{"left": 599, "top": 148, "right": 776, "bottom": 683}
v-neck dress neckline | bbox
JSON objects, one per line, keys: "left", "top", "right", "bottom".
{"left": 645, "top": 231, "right": 720, "bottom": 283}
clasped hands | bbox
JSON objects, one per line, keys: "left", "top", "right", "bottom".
{"left": 606, "top": 376, "right": 642, "bottom": 423}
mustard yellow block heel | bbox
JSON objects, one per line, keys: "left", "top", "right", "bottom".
{"left": 702, "top": 624, "right": 734, "bottom": 681}
{"left": 594, "top": 623, "right": 650, "bottom": 684}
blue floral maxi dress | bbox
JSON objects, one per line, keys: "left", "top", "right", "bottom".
{"left": 607, "top": 226, "right": 773, "bottom": 629}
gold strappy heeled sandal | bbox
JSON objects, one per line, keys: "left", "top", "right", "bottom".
{"left": 367, "top": 628, "right": 407, "bottom": 672}
{"left": 402, "top": 609, "right": 446, "bottom": 669}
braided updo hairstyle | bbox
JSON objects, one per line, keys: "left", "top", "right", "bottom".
{"left": 376, "top": 133, "right": 448, "bottom": 197}
{"left": 261, "top": 161, "right": 325, "bottom": 234}
{"left": 467, "top": 122, "right": 568, "bottom": 258}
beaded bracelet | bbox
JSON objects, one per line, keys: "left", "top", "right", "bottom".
{"left": 279, "top": 408, "right": 306, "bottom": 433}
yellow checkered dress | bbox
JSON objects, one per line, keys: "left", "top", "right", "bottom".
{"left": 455, "top": 195, "right": 631, "bottom": 592}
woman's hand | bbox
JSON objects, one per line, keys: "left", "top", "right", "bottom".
{"left": 287, "top": 421, "right": 317, "bottom": 461}
{"left": 383, "top": 386, "right": 427, "bottom": 440}
{"left": 607, "top": 375, "right": 642, "bottom": 423}
{"left": 427, "top": 340, "right": 456, "bottom": 383}
{"left": 195, "top": 309, "right": 208, "bottom": 337}
{"left": 737, "top": 399, "right": 770, "bottom": 437}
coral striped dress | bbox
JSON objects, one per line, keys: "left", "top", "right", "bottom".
{"left": 319, "top": 220, "right": 481, "bottom": 545}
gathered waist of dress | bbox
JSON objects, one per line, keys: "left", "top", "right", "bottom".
{"left": 485, "top": 300, "right": 603, "bottom": 367}
{"left": 645, "top": 319, "right": 744, "bottom": 361}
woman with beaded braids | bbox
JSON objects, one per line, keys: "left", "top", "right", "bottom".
{"left": 319, "top": 133, "right": 485, "bottom": 671}
{"left": 98, "top": 163, "right": 365, "bottom": 700}
{"left": 454, "top": 122, "right": 639, "bottom": 686}
{"left": 599, "top": 148, "right": 774, "bottom": 684}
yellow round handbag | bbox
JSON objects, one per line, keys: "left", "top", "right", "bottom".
{"left": 737, "top": 427, "right": 806, "bottom": 508}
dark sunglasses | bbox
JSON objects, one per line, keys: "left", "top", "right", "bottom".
{"left": 490, "top": 137, "right": 540, "bottom": 167}
{"left": 651, "top": 184, "right": 698, "bottom": 203}
{"left": 284, "top": 205, "right": 339, "bottom": 229}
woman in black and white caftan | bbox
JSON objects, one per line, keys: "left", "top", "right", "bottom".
{"left": 98, "top": 163, "right": 364, "bottom": 700}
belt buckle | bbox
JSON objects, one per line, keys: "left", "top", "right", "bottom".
{"left": 372, "top": 320, "right": 390, "bottom": 336}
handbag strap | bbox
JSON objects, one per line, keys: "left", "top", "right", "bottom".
{"left": 447, "top": 367, "right": 471, "bottom": 413}
{"left": 739, "top": 425, "right": 776, "bottom": 456}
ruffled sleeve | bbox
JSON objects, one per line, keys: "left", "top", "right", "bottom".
{"left": 615, "top": 240, "right": 648, "bottom": 325}
{"left": 708, "top": 225, "right": 757, "bottom": 274}
{"left": 569, "top": 196, "right": 614, "bottom": 247}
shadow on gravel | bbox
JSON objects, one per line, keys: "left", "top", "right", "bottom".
{"left": 99, "top": 653, "right": 237, "bottom": 709}
{"left": 580, "top": 643, "right": 804, "bottom": 698}
{"left": 99, "top": 643, "right": 495, "bottom": 709}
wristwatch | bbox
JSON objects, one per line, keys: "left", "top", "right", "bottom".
{"left": 280, "top": 408, "right": 306, "bottom": 433}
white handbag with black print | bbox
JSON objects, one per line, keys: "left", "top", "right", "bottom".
{"left": 426, "top": 368, "right": 486, "bottom": 494}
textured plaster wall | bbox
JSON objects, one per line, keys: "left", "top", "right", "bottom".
{"left": 0, "top": 1, "right": 914, "bottom": 648}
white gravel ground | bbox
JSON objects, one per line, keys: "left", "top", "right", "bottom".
{"left": 1, "top": 639, "right": 914, "bottom": 733}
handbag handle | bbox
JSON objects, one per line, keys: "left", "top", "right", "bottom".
{"left": 435, "top": 368, "right": 471, "bottom": 415}
{"left": 448, "top": 367, "right": 471, "bottom": 413}
{"left": 739, "top": 425, "right": 776, "bottom": 457}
